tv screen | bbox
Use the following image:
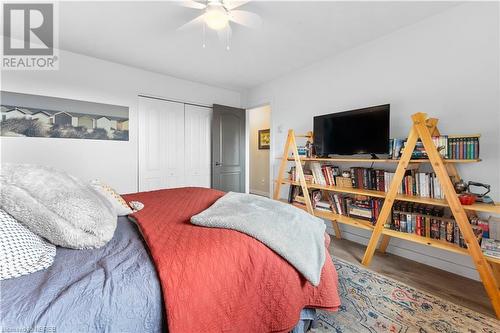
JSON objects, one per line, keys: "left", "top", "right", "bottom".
{"left": 313, "top": 104, "right": 390, "bottom": 156}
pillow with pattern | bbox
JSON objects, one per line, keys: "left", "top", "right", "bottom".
{"left": 90, "top": 180, "right": 133, "bottom": 216}
{"left": 0, "top": 209, "right": 56, "bottom": 280}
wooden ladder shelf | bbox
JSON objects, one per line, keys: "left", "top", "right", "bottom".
{"left": 273, "top": 113, "right": 500, "bottom": 318}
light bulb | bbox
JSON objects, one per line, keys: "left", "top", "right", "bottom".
{"left": 205, "top": 3, "right": 228, "bottom": 30}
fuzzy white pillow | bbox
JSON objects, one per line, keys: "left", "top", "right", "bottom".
{"left": 0, "top": 209, "right": 56, "bottom": 280}
{"left": 0, "top": 164, "right": 116, "bottom": 249}
{"left": 90, "top": 180, "right": 133, "bottom": 216}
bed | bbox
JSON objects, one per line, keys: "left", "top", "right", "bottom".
{"left": 1, "top": 217, "right": 164, "bottom": 332}
{"left": 2, "top": 187, "right": 340, "bottom": 332}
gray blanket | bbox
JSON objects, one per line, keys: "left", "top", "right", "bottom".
{"left": 190, "top": 192, "right": 326, "bottom": 286}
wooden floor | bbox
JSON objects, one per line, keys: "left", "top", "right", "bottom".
{"left": 329, "top": 237, "right": 495, "bottom": 318}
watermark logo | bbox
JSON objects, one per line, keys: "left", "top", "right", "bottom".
{"left": 2, "top": 2, "right": 59, "bottom": 70}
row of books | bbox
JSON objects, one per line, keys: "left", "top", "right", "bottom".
{"left": 350, "top": 168, "right": 385, "bottom": 191}
{"left": 448, "top": 136, "right": 479, "bottom": 160}
{"left": 309, "top": 162, "right": 327, "bottom": 185}
{"left": 321, "top": 191, "right": 383, "bottom": 223}
{"left": 349, "top": 167, "right": 445, "bottom": 199}
{"left": 288, "top": 185, "right": 491, "bottom": 251}
{"left": 290, "top": 163, "right": 343, "bottom": 187}
{"left": 384, "top": 170, "right": 445, "bottom": 199}
{"left": 389, "top": 135, "right": 479, "bottom": 160}
{"left": 288, "top": 166, "right": 314, "bottom": 183}
{"left": 389, "top": 201, "right": 485, "bottom": 248}
{"left": 289, "top": 186, "right": 383, "bottom": 223}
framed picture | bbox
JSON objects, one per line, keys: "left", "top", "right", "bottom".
{"left": 1, "top": 91, "right": 129, "bottom": 141}
{"left": 258, "top": 129, "right": 270, "bottom": 149}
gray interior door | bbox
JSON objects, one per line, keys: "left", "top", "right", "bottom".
{"left": 212, "top": 104, "right": 246, "bottom": 192}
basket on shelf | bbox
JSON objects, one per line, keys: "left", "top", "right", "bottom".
{"left": 336, "top": 176, "right": 353, "bottom": 188}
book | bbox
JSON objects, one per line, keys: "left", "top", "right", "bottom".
{"left": 481, "top": 239, "right": 500, "bottom": 253}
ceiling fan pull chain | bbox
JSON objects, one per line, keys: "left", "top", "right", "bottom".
{"left": 202, "top": 22, "right": 207, "bottom": 48}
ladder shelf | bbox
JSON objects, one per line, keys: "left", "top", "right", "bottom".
{"left": 273, "top": 113, "right": 500, "bottom": 318}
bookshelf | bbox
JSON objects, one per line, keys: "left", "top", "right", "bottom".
{"left": 273, "top": 113, "right": 500, "bottom": 318}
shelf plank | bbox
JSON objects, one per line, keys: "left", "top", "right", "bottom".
{"left": 276, "top": 179, "right": 500, "bottom": 214}
{"left": 382, "top": 229, "right": 500, "bottom": 264}
{"left": 382, "top": 228, "right": 468, "bottom": 256}
{"left": 280, "top": 157, "right": 481, "bottom": 163}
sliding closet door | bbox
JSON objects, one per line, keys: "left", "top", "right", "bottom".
{"left": 138, "top": 97, "right": 185, "bottom": 191}
{"left": 184, "top": 105, "right": 212, "bottom": 188}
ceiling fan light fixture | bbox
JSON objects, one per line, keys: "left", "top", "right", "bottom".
{"left": 205, "top": 3, "right": 229, "bottom": 30}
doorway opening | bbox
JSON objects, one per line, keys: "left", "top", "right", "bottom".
{"left": 248, "top": 104, "right": 271, "bottom": 197}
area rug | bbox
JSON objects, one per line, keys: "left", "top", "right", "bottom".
{"left": 315, "top": 258, "right": 500, "bottom": 333}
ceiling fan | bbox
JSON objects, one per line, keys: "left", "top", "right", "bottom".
{"left": 178, "top": 0, "right": 262, "bottom": 50}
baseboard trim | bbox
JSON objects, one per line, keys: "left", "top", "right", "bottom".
{"left": 250, "top": 189, "right": 270, "bottom": 197}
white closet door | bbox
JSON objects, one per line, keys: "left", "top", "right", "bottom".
{"left": 184, "top": 104, "right": 212, "bottom": 188}
{"left": 138, "top": 97, "right": 185, "bottom": 191}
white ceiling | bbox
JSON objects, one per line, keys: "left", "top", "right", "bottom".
{"left": 59, "top": 1, "right": 460, "bottom": 91}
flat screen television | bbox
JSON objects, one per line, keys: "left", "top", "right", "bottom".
{"left": 313, "top": 104, "right": 390, "bottom": 157}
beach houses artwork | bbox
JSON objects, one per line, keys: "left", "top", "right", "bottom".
{"left": 0, "top": 92, "right": 129, "bottom": 141}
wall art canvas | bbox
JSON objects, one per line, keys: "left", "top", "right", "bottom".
{"left": 258, "top": 129, "right": 270, "bottom": 149}
{"left": 1, "top": 91, "right": 129, "bottom": 141}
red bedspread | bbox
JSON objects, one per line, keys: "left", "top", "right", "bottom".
{"left": 124, "top": 187, "right": 340, "bottom": 333}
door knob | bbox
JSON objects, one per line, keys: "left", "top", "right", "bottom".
{"left": 215, "top": 162, "right": 222, "bottom": 166}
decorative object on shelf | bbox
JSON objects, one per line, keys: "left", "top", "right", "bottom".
{"left": 305, "top": 139, "right": 313, "bottom": 158}
{"left": 454, "top": 179, "right": 492, "bottom": 204}
{"left": 468, "top": 181, "right": 492, "bottom": 203}
{"left": 1, "top": 91, "right": 129, "bottom": 141}
{"left": 273, "top": 113, "right": 500, "bottom": 318}
{"left": 341, "top": 171, "right": 351, "bottom": 178}
{"left": 459, "top": 194, "right": 476, "bottom": 205}
{"left": 454, "top": 179, "right": 469, "bottom": 193}
{"left": 258, "top": 129, "right": 270, "bottom": 149}
{"left": 296, "top": 146, "right": 308, "bottom": 156}
{"left": 336, "top": 177, "right": 352, "bottom": 188}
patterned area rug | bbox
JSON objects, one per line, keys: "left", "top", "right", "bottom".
{"left": 316, "top": 258, "right": 500, "bottom": 333}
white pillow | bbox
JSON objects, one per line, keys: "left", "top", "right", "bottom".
{"left": 0, "top": 209, "right": 56, "bottom": 280}
{"left": 1, "top": 164, "right": 117, "bottom": 249}
{"left": 90, "top": 180, "right": 133, "bottom": 216}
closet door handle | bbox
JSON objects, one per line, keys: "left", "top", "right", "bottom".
{"left": 215, "top": 162, "right": 222, "bottom": 166}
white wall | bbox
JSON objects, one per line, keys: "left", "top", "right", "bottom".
{"left": 244, "top": 2, "right": 500, "bottom": 280}
{"left": 1, "top": 50, "right": 241, "bottom": 193}
{"left": 249, "top": 105, "right": 271, "bottom": 196}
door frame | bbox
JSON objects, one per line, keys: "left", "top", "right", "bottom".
{"left": 245, "top": 99, "right": 274, "bottom": 197}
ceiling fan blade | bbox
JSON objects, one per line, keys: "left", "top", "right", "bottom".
{"left": 224, "top": 1, "right": 251, "bottom": 10}
{"left": 228, "top": 10, "right": 261, "bottom": 29}
{"left": 177, "top": 13, "right": 206, "bottom": 31}
{"left": 180, "top": 1, "right": 207, "bottom": 10}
